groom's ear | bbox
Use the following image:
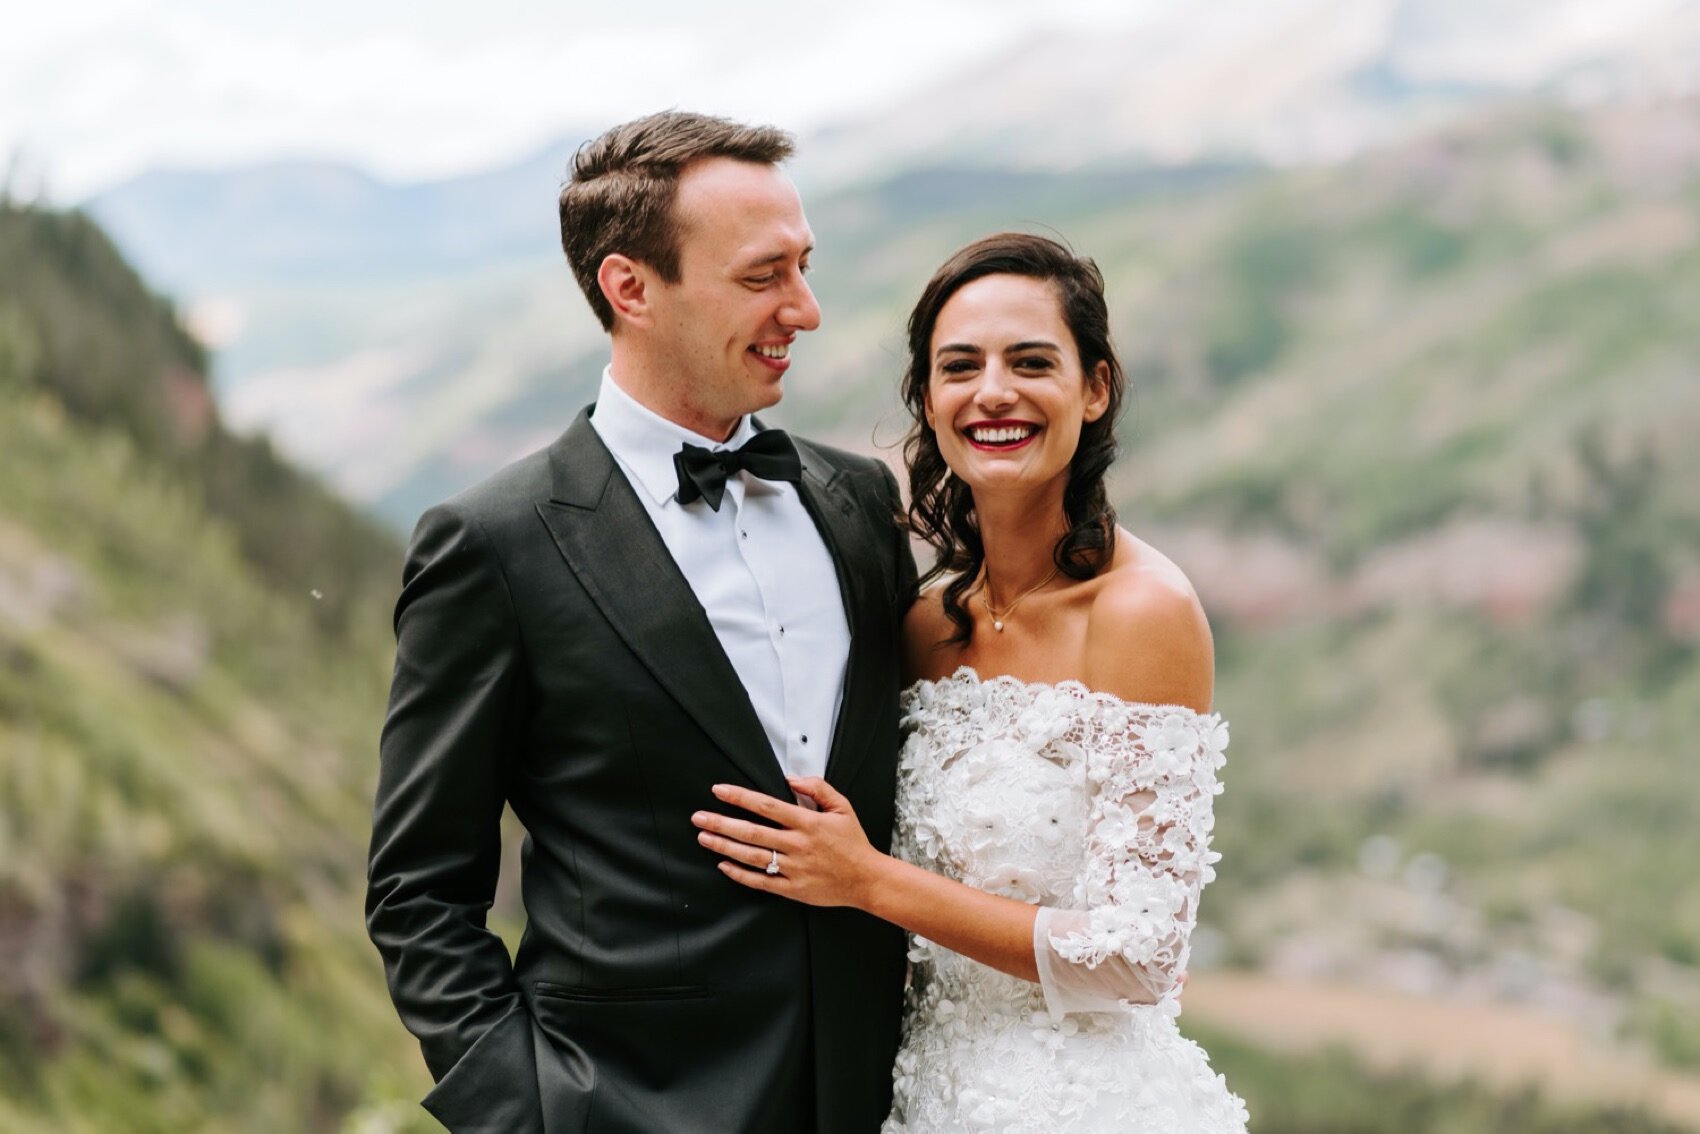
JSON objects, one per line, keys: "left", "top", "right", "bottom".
{"left": 598, "top": 253, "right": 652, "bottom": 331}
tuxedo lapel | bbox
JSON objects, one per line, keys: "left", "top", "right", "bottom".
{"left": 536, "top": 410, "right": 788, "bottom": 797}
{"left": 793, "top": 441, "right": 885, "bottom": 791}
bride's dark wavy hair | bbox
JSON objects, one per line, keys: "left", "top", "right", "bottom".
{"left": 903, "top": 232, "right": 1126, "bottom": 644}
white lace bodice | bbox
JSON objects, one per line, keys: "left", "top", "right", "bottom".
{"left": 884, "top": 668, "right": 1247, "bottom": 1133}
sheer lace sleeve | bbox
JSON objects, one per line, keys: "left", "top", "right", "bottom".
{"left": 1033, "top": 706, "right": 1228, "bottom": 1016}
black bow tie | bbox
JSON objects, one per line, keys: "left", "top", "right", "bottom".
{"left": 673, "top": 429, "right": 803, "bottom": 511}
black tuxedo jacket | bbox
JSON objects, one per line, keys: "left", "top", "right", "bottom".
{"left": 366, "top": 408, "right": 917, "bottom": 1133}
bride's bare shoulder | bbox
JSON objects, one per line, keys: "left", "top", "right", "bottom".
{"left": 903, "top": 580, "right": 966, "bottom": 684}
{"left": 1084, "top": 530, "right": 1214, "bottom": 713}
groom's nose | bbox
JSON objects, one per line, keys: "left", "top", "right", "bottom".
{"left": 779, "top": 275, "right": 821, "bottom": 333}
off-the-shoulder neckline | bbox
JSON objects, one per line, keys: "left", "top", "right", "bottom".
{"left": 904, "top": 665, "right": 1220, "bottom": 721}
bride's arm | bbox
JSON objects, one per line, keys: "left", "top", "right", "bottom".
{"left": 1027, "top": 703, "right": 1228, "bottom": 1014}
{"left": 1031, "top": 560, "right": 1221, "bottom": 1012}
{"left": 695, "top": 777, "right": 1043, "bottom": 981}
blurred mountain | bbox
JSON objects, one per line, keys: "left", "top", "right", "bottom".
{"left": 88, "top": 1, "right": 1700, "bottom": 297}
{"left": 1077, "top": 93, "right": 1700, "bottom": 1080}
{"left": 88, "top": 135, "right": 586, "bottom": 295}
{"left": 804, "top": 0, "right": 1700, "bottom": 182}
{"left": 0, "top": 204, "right": 423, "bottom": 1129}
{"left": 81, "top": 130, "right": 604, "bottom": 525}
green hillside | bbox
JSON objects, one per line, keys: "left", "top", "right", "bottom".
{"left": 1135, "top": 100, "right": 1700, "bottom": 1071}
{"left": 0, "top": 203, "right": 430, "bottom": 1131}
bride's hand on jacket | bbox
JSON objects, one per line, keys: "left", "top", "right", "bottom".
{"left": 693, "top": 777, "right": 883, "bottom": 909}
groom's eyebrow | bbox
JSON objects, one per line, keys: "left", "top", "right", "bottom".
{"left": 743, "top": 243, "right": 815, "bottom": 269}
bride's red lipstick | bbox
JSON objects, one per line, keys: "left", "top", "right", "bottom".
{"left": 962, "top": 420, "right": 1041, "bottom": 451}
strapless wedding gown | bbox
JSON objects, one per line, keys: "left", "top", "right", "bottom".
{"left": 881, "top": 668, "right": 1249, "bottom": 1133}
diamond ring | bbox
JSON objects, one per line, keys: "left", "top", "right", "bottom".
{"left": 765, "top": 849, "right": 782, "bottom": 876}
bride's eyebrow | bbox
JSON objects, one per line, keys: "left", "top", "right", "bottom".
{"left": 934, "top": 340, "right": 1064, "bottom": 359}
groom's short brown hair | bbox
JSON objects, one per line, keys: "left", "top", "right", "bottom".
{"left": 560, "top": 111, "right": 795, "bottom": 330}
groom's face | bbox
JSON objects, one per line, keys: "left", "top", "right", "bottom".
{"left": 647, "top": 158, "right": 820, "bottom": 434}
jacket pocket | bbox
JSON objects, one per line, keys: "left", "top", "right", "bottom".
{"left": 533, "top": 981, "right": 712, "bottom": 1003}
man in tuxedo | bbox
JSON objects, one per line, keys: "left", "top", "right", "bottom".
{"left": 365, "top": 111, "right": 916, "bottom": 1132}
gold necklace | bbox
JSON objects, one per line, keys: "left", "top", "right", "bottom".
{"left": 980, "top": 564, "right": 1061, "bottom": 632}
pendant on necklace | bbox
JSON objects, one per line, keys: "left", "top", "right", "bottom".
{"left": 993, "top": 620, "right": 1004, "bottom": 632}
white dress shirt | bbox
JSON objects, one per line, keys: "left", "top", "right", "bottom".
{"left": 588, "top": 368, "right": 849, "bottom": 782}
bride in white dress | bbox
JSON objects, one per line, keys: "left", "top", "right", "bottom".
{"left": 693, "top": 233, "right": 1249, "bottom": 1131}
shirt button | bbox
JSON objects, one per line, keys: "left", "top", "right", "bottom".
{"left": 778, "top": 625, "right": 786, "bottom": 635}
{"left": 740, "top": 529, "right": 748, "bottom": 539}
{"left": 801, "top": 735, "right": 809, "bottom": 744}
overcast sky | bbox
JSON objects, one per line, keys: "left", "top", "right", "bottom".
{"left": 2, "top": 0, "right": 1179, "bottom": 201}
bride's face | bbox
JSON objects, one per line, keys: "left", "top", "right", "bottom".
{"left": 923, "top": 273, "right": 1110, "bottom": 499}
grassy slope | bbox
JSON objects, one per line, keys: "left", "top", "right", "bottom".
{"left": 1132, "top": 102, "right": 1700, "bottom": 1066}
{"left": 0, "top": 208, "right": 433, "bottom": 1130}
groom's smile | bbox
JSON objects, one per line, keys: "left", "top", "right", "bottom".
{"left": 748, "top": 337, "right": 794, "bottom": 372}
